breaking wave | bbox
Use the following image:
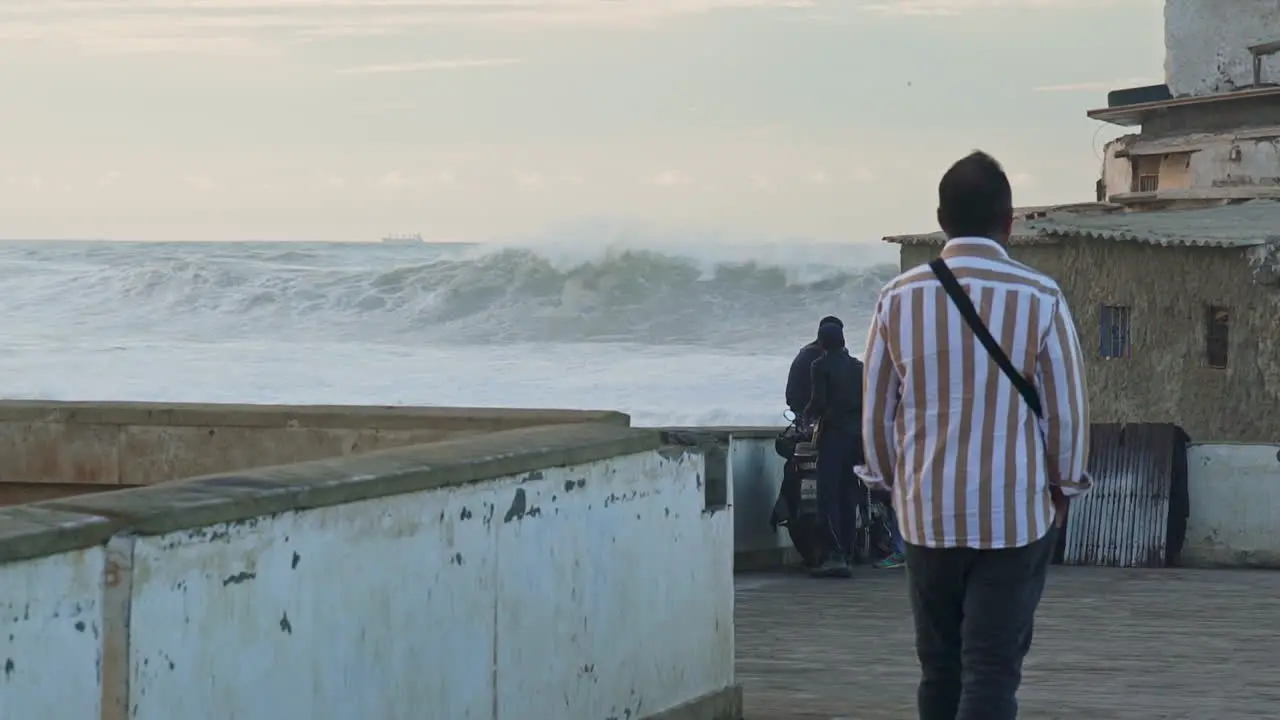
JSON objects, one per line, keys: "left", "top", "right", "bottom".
{"left": 0, "top": 240, "right": 898, "bottom": 346}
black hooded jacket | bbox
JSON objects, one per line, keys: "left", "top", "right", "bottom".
{"left": 805, "top": 348, "right": 864, "bottom": 432}
{"left": 786, "top": 342, "right": 825, "bottom": 416}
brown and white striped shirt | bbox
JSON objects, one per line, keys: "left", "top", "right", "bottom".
{"left": 855, "top": 236, "right": 1092, "bottom": 550}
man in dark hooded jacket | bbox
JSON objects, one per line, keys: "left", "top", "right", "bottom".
{"left": 786, "top": 316, "right": 843, "bottom": 417}
{"left": 804, "top": 321, "right": 865, "bottom": 577}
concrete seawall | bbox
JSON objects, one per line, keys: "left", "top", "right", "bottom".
{"left": 3, "top": 406, "right": 1278, "bottom": 718}
{"left": 660, "top": 427, "right": 796, "bottom": 571}
{"left": 0, "top": 400, "right": 628, "bottom": 505}
{"left": 0, "top": 422, "right": 740, "bottom": 720}
{"left": 1184, "top": 442, "right": 1280, "bottom": 567}
{"left": 706, "top": 427, "right": 1280, "bottom": 571}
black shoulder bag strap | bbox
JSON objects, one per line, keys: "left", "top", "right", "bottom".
{"left": 928, "top": 258, "right": 1043, "bottom": 419}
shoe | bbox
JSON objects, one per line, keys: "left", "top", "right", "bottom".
{"left": 873, "top": 552, "right": 906, "bottom": 570}
{"left": 811, "top": 556, "right": 853, "bottom": 578}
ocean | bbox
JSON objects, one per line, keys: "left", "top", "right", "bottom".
{"left": 0, "top": 238, "right": 898, "bottom": 427}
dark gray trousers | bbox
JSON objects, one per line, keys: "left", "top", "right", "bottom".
{"left": 815, "top": 425, "right": 859, "bottom": 556}
{"left": 904, "top": 528, "right": 1057, "bottom": 720}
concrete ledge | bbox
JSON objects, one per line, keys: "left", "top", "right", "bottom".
{"left": 0, "top": 505, "right": 116, "bottom": 564}
{"left": 30, "top": 422, "right": 658, "bottom": 543}
{"left": 643, "top": 686, "right": 744, "bottom": 720}
{"left": 657, "top": 426, "right": 783, "bottom": 440}
{"left": 0, "top": 481, "right": 142, "bottom": 505}
{"left": 0, "top": 400, "right": 630, "bottom": 431}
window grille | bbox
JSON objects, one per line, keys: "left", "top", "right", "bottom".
{"left": 1206, "top": 306, "right": 1229, "bottom": 369}
{"left": 1099, "top": 305, "right": 1131, "bottom": 359}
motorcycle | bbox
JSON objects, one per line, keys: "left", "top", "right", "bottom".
{"left": 771, "top": 411, "right": 894, "bottom": 568}
{"left": 769, "top": 413, "right": 824, "bottom": 567}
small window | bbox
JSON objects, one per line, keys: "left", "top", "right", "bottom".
{"left": 1206, "top": 306, "right": 1229, "bottom": 369}
{"left": 1099, "top": 305, "right": 1131, "bottom": 359}
{"left": 1132, "top": 156, "right": 1161, "bottom": 193}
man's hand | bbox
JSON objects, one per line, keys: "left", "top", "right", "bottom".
{"left": 1050, "top": 485, "right": 1069, "bottom": 529}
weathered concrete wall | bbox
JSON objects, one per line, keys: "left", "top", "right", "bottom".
{"left": 1178, "top": 136, "right": 1280, "bottom": 190}
{"left": 1102, "top": 133, "right": 1280, "bottom": 201}
{"left": 1165, "top": 0, "right": 1280, "bottom": 97}
{"left": 660, "top": 427, "right": 794, "bottom": 570}
{"left": 1183, "top": 443, "right": 1280, "bottom": 567}
{"left": 0, "top": 552, "right": 105, "bottom": 718}
{"left": 1101, "top": 137, "right": 1136, "bottom": 200}
{"left": 0, "top": 401, "right": 629, "bottom": 501}
{"left": 0, "top": 423, "right": 740, "bottom": 720}
{"left": 901, "top": 239, "right": 1280, "bottom": 443}
{"left": 0, "top": 508, "right": 113, "bottom": 719}
{"left": 727, "top": 432, "right": 790, "bottom": 566}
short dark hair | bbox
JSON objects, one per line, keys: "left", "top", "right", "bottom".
{"left": 818, "top": 315, "right": 843, "bottom": 330}
{"left": 937, "top": 151, "right": 1013, "bottom": 239}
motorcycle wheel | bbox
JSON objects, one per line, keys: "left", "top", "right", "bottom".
{"left": 850, "top": 504, "right": 871, "bottom": 565}
{"left": 868, "top": 505, "right": 894, "bottom": 561}
{"left": 786, "top": 514, "right": 825, "bottom": 568}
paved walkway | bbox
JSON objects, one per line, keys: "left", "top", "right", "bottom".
{"left": 736, "top": 566, "right": 1280, "bottom": 719}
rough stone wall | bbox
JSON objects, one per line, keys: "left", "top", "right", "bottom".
{"left": 1165, "top": 0, "right": 1280, "bottom": 97}
{"left": 899, "top": 239, "right": 1280, "bottom": 442}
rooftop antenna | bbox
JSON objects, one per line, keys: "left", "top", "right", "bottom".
{"left": 1091, "top": 121, "right": 1108, "bottom": 164}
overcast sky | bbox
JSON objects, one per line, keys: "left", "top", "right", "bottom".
{"left": 0, "top": 0, "right": 1165, "bottom": 242}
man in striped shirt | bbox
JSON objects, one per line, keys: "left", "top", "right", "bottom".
{"left": 855, "top": 151, "right": 1092, "bottom": 720}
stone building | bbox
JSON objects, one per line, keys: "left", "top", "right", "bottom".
{"left": 887, "top": 202, "right": 1280, "bottom": 444}
{"left": 883, "top": 0, "right": 1280, "bottom": 442}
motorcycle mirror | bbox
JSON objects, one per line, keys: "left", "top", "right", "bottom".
{"left": 782, "top": 409, "right": 796, "bottom": 423}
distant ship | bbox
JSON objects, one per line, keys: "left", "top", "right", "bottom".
{"left": 381, "top": 233, "right": 425, "bottom": 245}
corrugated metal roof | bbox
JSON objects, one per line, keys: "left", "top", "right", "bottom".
{"left": 886, "top": 200, "right": 1280, "bottom": 248}
{"left": 1028, "top": 200, "right": 1280, "bottom": 247}
{"left": 885, "top": 205, "right": 1080, "bottom": 246}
